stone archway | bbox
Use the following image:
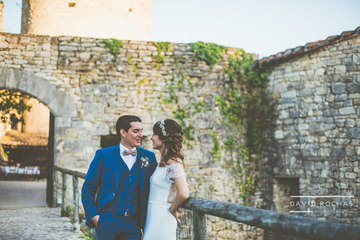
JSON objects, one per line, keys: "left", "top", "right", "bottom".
{"left": 0, "top": 68, "right": 76, "bottom": 117}
{"left": 0, "top": 68, "right": 77, "bottom": 206}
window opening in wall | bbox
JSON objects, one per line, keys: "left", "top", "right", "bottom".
{"left": 101, "top": 135, "right": 119, "bottom": 148}
{"left": 264, "top": 177, "right": 302, "bottom": 240}
{"left": 129, "top": 8, "right": 133, "bottom": 12}
{"left": 68, "top": 2, "right": 76, "bottom": 7}
{"left": 273, "top": 177, "right": 300, "bottom": 213}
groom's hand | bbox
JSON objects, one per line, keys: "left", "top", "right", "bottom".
{"left": 92, "top": 215, "right": 100, "bottom": 227}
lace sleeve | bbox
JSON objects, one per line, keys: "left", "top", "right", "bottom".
{"left": 166, "top": 163, "right": 185, "bottom": 182}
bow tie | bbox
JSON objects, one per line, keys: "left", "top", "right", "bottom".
{"left": 123, "top": 149, "right": 137, "bottom": 156}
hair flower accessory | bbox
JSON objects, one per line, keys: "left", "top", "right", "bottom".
{"left": 159, "top": 120, "right": 167, "bottom": 136}
{"left": 141, "top": 157, "right": 149, "bottom": 168}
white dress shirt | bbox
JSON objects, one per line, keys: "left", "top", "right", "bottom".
{"left": 120, "top": 143, "right": 137, "bottom": 170}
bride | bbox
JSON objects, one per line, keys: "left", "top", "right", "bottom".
{"left": 143, "top": 119, "right": 189, "bottom": 240}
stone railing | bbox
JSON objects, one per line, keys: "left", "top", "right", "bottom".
{"left": 53, "top": 165, "right": 360, "bottom": 240}
{"left": 182, "top": 197, "right": 360, "bottom": 240}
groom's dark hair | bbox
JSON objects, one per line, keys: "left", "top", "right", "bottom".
{"left": 116, "top": 115, "right": 142, "bottom": 140}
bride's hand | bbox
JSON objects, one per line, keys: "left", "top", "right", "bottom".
{"left": 170, "top": 208, "right": 183, "bottom": 223}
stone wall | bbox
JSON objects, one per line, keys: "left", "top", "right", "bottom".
{"left": 21, "top": 0, "right": 152, "bottom": 41}
{"left": 1, "top": 29, "right": 359, "bottom": 239}
{"left": 0, "top": 32, "right": 257, "bottom": 239}
{"left": 267, "top": 34, "right": 360, "bottom": 224}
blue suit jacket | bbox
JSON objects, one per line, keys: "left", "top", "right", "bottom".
{"left": 81, "top": 144, "right": 157, "bottom": 228}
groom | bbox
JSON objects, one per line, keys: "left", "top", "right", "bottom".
{"left": 81, "top": 115, "right": 157, "bottom": 240}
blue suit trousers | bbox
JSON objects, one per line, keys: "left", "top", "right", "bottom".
{"left": 96, "top": 211, "right": 141, "bottom": 240}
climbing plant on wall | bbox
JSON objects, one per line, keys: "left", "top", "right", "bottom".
{"left": 189, "top": 41, "right": 227, "bottom": 67}
{"left": 152, "top": 49, "right": 205, "bottom": 143}
{"left": 133, "top": 43, "right": 275, "bottom": 204}
{"left": 155, "top": 42, "right": 171, "bottom": 67}
{"left": 160, "top": 72, "right": 203, "bottom": 143}
{"left": 216, "top": 49, "right": 277, "bottom": 204}
{"left": 103, "top": 38, "right": 123, "bottom": 59}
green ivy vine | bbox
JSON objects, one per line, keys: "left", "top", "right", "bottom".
{"left": 127, "top": 55, "right": 139, "bottom": 77}
{"left": 155, "top": 42, "right": 171, "bottom": 67}
{"left": 103, "top": 39, "right": 123, "bottom": 59}
{"left": 173, "top": 106, "right": 195, "bottom": 141}
{"left": 210, "top": 130, "right": 221, "bottom": 161}
{"left": 189, "top": 41, "right": 227, "bottom": 67}
{"left": 216, "top": 49, "right": 277, "bottom": 204}
{"left": 158, "top": 70, "right": 203, "bottom": 142}
{"left": 132, "top": 44, "right": 275, "bottom": 205}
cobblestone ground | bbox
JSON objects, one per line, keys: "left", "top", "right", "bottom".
{"left": 0, "top": 180, "right": 47, "bottom": 207}
{"left": 0, "top": 207, "right": 83, "bottom": 240}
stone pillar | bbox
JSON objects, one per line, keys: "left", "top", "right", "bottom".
{"left": 0, "top": 1, "right": 4, "bottom": 32}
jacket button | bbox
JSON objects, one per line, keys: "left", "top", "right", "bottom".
{"left": 113, "top": 193, "right": 115, "bottom": 196}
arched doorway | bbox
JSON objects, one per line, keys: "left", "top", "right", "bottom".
{"left": 0, "top": 90, "right": 51, "bottom": 207}
{"left": 0, "top": 68, "right": 77, "bottom": 206}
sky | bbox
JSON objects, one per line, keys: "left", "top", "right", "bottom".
{"left": 3, "top": 0, "right": 360, "bottom": 57}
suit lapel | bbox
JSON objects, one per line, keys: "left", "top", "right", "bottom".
{"left": 137, "top": 147, "right": 144, "bottom": 192}
{"left": 113, "top": 144, "right": 121, "bottom": 190}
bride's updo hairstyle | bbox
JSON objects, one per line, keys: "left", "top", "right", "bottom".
{"left": 153, "top": 119, "right": 184, "bottom": 167}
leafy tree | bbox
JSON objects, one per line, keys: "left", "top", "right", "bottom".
{"left": 0, "top": 89, "right": 32, "bottom": 128}
{"left": 0, "top": 89, "right": 33, "bottom": 165}
{"left": 0, "top": 142, "right": 7, "bottom": 165}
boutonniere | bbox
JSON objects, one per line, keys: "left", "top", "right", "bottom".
{"left": 141, "top": 157, "right": 149, "bottom": 168}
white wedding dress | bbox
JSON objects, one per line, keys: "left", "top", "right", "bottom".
{"left": 143, "top": 163, "right": 186, "bottom": 240}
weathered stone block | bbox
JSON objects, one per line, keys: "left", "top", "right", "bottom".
{"left": 334, "top": 65, "right": 347, "bottom": 74}
{"left": 346, "top": 128, "right": 360, "bottom": 139}
{"left": 319, "top": 148, "right": 331, "bottom": 157}
{"left": 339, "top": 107, "right": 355, "bottom": 115}
{"left": 330, "top": 146, "right": 345, "bottom": 157}
{"left": 348, "top": 83, "right": 360, "bottom": 93}
{"left": 36, "top": 82, "right": 60, "bottom": 106}
{"left": 94, "top": 122, "right": 110, "bottom": 135}
{"left": 281, "top": 90, "right": 297, "bottom": 98}
{"left": 331, "top": 83, "right": 346, "bottom": 94}
{"left": 59, "top": 45, "right": 78, "bottom": 51}
{"left": 0, "top": 41, "right": 9, "bottom": 48}
{"left": 345, "top": 172, "right": 357, "bottom": 179}
{"left": 0, "top": 68, "right": 7, "bottom": 87}
{"left": 48, "top": 93, "right": 77, "bottom": 117}
{"left": 55, "top": 117, "right": 72, "bottom": 127}
{"left": 334, "top": 93, "right": 347, "bottom": 101}
{"left": 9, "top": 49, "right": 21, "bottom": 56}
{"left": 63, "top": 139, "right": 83, "bottom": 153}
{"left": 5, "top": 68, "right": 21, "bottom": 89}
{"left": 71, "top": 120, "right": 92, "bottom": 129}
